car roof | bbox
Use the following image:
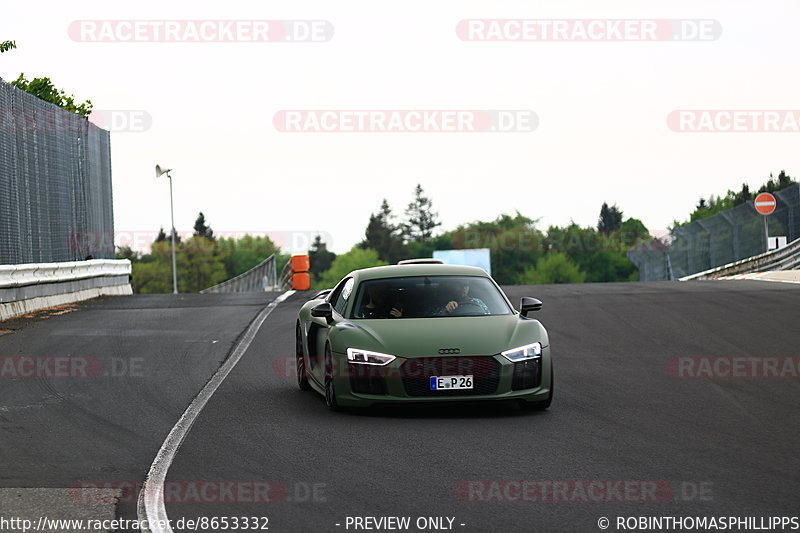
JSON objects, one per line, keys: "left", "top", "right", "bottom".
{"left": 348, "top": 264, "right": 490, "bottom": 281}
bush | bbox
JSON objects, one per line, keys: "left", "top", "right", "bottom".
{"left": 518, "top": 253, "right": 586, "bottom": 285}
{"left": 315, "top": 247, "right": 387, "bottom": 289}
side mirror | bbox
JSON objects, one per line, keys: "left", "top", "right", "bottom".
{"left": 311, "top": 302, "right": 334, "bottom": 324}
{"left": 312, "top": 289, "right": 332, "bottom": 300}
{"left": 520, "top": 297, "right": 542, "bottom": 317}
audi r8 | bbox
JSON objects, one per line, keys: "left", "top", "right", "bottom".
{"left": 295, "top": 264, "right": 552, "bottom": 411}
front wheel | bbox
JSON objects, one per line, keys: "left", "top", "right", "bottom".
{"left": 521, "top": 365, "right": 553, "bottom": 411}
{"left": 324, "top": 344, "right": 339, "bottom": 411}
{"left": 296, "top": 324, "right": 311, "bottom": 391}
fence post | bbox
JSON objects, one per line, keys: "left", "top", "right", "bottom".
{"left": 719, "top": 210, "right": 739, "bottom": 260}
{"left": 775, "top": 187, "right": 796, "bottom": 242}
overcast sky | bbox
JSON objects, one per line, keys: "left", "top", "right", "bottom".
{"left": 3, "top": 0, "right": 798, "bottom": 254}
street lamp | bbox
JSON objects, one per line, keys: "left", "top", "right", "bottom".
{"left": 155, "top": 164, "right": 178, "bottom": 294}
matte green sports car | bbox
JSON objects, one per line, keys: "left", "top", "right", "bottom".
{"left": 295, "top": 263, "right": 552, "bottom": 411}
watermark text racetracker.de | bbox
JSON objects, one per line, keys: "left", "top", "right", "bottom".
{"left": 0, "top": 108, "right": 151, "bottom": 134}
{"left": 668, "top": 110, "right": 800, "bottom": 133}
{"left": 457, "top": 19, "right": 721, "bottom": 41}
{"left": 456, "top": 480, "right": 699, "bottom": 503}
{"left": 273, "top": 110, "right": 538, "bottom": 133}
{"left": 70, "top": 480, "right": 326, "bottom": 504}
{"left": 69, "top": 230, "right": 333, "bottom": 254}
{"left": 0, "top": 356, "right": 144, "bottom": 379}
{"left": 88, "top": 110, "right": 151, "bottom": 132}
{"left": 667, "top": 356, "right": 800, "bottom": 379}
{"left": 68, "top": 20, "right": 333, "bottom": 43}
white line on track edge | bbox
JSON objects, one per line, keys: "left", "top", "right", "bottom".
{"left": 138, "top": 290, "right": 295, "bottom": 533}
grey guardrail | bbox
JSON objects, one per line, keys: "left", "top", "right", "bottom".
{"left": 200, "top": 254, "right": 277, "bottom": 294}
{"left": 279, "top": 258, "right": 293, "bottom": 292}
{"left": 679, "top": 236, "right": 800, "bottom": 280}
{"left": 0, "top": 259, "right": 132, "bottom": 320}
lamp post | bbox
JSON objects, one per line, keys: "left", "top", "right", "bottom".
{"left": 155, "top": 164, "right": 178, "bottom": 294}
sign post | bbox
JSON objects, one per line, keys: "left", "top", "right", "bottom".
{"left": 754, "top": 192, "right": 777, "bottom": 253}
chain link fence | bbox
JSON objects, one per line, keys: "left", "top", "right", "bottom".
{"left": 0, "top": 77, "right": 114, "bottom": 264}
{"left": 200, "top": 254, "right": 277, "bottom": 293}
{"left": 629, "top": 183, "right": 800, "bottom": 280}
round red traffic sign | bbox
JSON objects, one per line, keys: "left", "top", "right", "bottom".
{"left": 754, "top": 192, "right": 777, "bottom": 216}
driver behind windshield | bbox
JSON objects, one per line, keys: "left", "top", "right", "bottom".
{"left": 361, "top": 283, "right": 403, "bottom": 319}
{"left": 429, "top": 279, "right": 490, "bottom": 316}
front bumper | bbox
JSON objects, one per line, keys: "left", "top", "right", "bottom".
{"left": 330, "top": 346, "right": 552, "bottom": 408}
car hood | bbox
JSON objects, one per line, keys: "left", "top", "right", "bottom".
{"left": 333, "top": 315, "right": 542, "bottom": 357}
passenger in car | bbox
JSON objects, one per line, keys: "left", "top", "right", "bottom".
{"left": 361, "top": 283, "right": 403, "bottom": 319}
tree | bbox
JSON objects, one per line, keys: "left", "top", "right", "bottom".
{"left": 406, "top": 233, "right": 454, "bottom": 261}
{"left": 449, "top": 212, "right": 544, "bottom": 284}
{"left": 193, "top": 212, "right": 215, "bottom": 240}
{"left": 155, "top": 227, "right": 167, "bottom": 242}
{"left": 678, "top": 171, "right": 797, "bottom": 227}
{"left": 518, "top": 253, "right": 586, "bottom": 284}
{"left": 131, "top": 240, "right": 176, "bottom": 293}
{"left": 618, "top": 218, "right": 650, "bottom": 246}
{"left": 115, "top": 245, "right": 141, "bottom": 262}
{"left": 777, "top": 170, "right": 793, "bottom": 188}
{"left": 131, "top": 229, "right": 280, "bottom": 294}
{"left": 545, "top": 218, "right": 648, "bottom": 282}
{"left": 402, "top": 184, "right": 441, "bottom": 242}
{"left": 360, "top": 199, "right": 407, "bottom": 263}
{"left": 759, "top": 170, "right": 795, "bottom": 193}
{"left": 597, "top": 202, "right": 623, "bottom": 234}
{"left": 216, "top": 234, "right": 279, "bottom": 279}
{"left": 315, "top": 247, "right": 388, "bottom": 289}
{"left": 179, "top": 236, "right": 227, "bottom": 292}
{"left": 733, "top": 184, "right": 751, "bottom": 205}
{"left": 1, "top": 40, "right": 16, "bottom": 53}
{"left": 10, "top": 74, "right": 93, "bottom": 118}
{"left": 308, "top": 234, "right": 336, "bottom": 282}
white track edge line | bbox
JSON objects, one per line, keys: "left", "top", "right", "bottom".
{"left": 749, "top": 277, "right": 800, "bottom": 285}
{"left": 138, "top": 290, "right": 294, "bottom": 533}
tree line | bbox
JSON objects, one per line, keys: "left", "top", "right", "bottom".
{"left": 118, "top": 189, "right": 651, "bottom": 292}
{"left": 117, "top": 212, "right": 288, "bottom": 293}
{"left": 677, "top": 170, "right": 796, "bottom": 226}
{"left": 113, "top": 170, "right": 800, "bottom": 292}
{"left": 308, "top": 184, "right": 651, "bottom": 288}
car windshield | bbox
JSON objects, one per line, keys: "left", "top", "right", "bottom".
{"left": 351, "top": 275, "right": 512, "bottom": 319}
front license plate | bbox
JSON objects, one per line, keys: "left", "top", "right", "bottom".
{"left": 430, "top": 375, "right": 474, "bottom": 390}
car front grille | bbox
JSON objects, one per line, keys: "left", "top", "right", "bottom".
{"left": 400, "top": 356, "right": 501, "bottom": 397}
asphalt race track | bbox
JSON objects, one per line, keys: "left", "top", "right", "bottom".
{"left": 1, "top": 281, "right": 799, "bottom": 532}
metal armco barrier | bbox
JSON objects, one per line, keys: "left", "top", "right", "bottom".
{"left": 0, "top": 259, "right": 132, "bottom": 320}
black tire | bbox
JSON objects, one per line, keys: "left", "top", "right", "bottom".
{"left": 296, "top": 324, "right": 311, "bottom": 391}
{"left": 324, "top": 344, "right": 339, "bottom": 411}
{"left": 521, "top": 365, "right": 553, "bottom": 411}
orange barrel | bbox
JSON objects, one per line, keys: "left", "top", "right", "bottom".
{"left": 291, "top": 254, "right": 310, "bottom": 273}
{"left": 292, "top": 272, "right": 310, "bottom": 290}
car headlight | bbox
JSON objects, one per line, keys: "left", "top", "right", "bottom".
{"left": 346, "top": 348, "right": 396, "bottom": 366}
{"left": 501, "top": 342, "right": 542, "bottom": 362}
